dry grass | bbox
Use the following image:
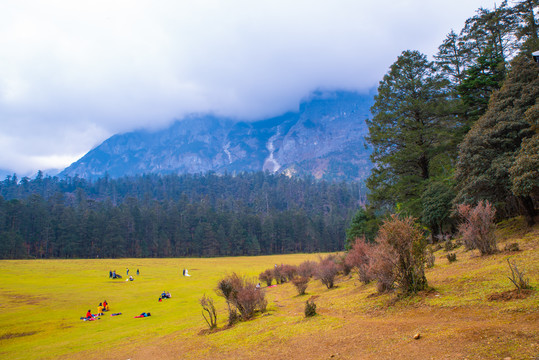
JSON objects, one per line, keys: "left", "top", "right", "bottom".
{"left": 2, "top": 221, "right": 538, "bottom": 360}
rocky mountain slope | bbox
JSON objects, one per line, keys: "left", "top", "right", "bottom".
{"left": 60, "top": 90, "right": 374, "bottom": 181}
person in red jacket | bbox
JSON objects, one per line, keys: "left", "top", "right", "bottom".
{"left": 85, "top": 310, "right": 92, "bottom": 319}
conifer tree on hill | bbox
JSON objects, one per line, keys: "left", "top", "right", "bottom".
{"left": 366, "top": 50, "right": 456, "bottom": 222}
{"left": 455, "top": 54, "right": 538, "bottom": 225}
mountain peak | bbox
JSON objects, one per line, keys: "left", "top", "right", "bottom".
{"left": 60, "top": 90, "right": 374, "bottom": 181}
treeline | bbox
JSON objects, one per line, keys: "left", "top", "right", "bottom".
{"left": 0, "top": 172, "right": 365, "bottom": 259}
{"left": 360, "top": 0, "right": 538, "bottom": 242}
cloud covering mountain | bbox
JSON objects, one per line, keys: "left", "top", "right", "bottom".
{"left": 0, "top": 0, "right": 494, "bottom": 175}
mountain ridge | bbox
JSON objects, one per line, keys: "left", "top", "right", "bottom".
{"left": 60, "top": 90, "right": 374, "bottom": 181}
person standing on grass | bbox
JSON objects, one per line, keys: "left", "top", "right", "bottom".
{"left": 127, "top": 268, "right": 129, "bottom": 276}
{"left": 137, "top": 269, "right": 139, "bottom": 275}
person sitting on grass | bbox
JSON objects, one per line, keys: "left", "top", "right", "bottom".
{"left": 85, "top": 309, "right": 93, "bottom": 320}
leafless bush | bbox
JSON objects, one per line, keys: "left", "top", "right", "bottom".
{"left": 457, "top": 200, "right": 497, "bottom": 255}
{"left": 273, "top": 264, "right": 287, "bottom": 284}
{"left": 507, "top": 259, "right": 531, "bottom": 293}
{"left": 236, "top": 285, "right": 266, "bottom": 320}
{"left": 370, "top": 214, "right": 428, "bottom": 294}
{"left": 259, "top": 269, "right": 274, "bottom": 286}
{"left": 281, "top": 264, "right": 298, "bottom": 281}
{"left": 369, "top": 244, "right": 396, "bottom": 292}
{"left": 291, "top": 276, "right": 309, "bottom": 295}
{"left": 337, "top": 254, "right": 353, "bottom": 276}
{"left": 199, "top": 294, "right": 217, "bottom": 330}
{"left": 298, "top": 260, "right": 317, "bottom": 278}
{"left": 316, "top": 256, "right": 339, "bottom": 289}
{"left": 215, "top": 273, "right": 267, "bottom": 322}
{"left": 345, "top": 237, "right": 374, "bottom": 284}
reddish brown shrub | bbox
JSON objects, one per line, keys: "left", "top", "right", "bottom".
{"left": 316, "top": 256, "right": 339, "bottom": 289}
{"left": 337, "top": 254, "right": 353, "bottom": 276}
{"left": 291, "top": 276, "right": 309, "bottom": 295}
{"left": 215, "top": 273, "right": 266, "bottom": 322}
{"left": 369, "top": 243, "right": 396, "bottom": 292}
{"left": 371, "top": 214, "right": 428, "bottom": 294}
{"left": 297, "top": 260, "right": 317, "bottom": 278}
{"left": 281, "top": 264, "right": 298, "bottom": 281}
{"left": 345, "top": 237, "right": 374, "bottom": 284}
{"left": 457, "top": 200, "right": 497, "bottom": 255}
{"left": 235, "top": 285, "right": 267, "bottom": 320}
{"left": 273, "top": 264, "right": 287, "bottom": 284}
{"left": 258, "top": 269, "right": 274, "bottom": 286}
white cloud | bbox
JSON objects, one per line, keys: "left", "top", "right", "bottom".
{"left": 0, "top": 0, "right": 493, "bottom": 175}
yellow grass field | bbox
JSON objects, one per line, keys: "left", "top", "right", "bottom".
{"left": 1, "top": 219, "right": 538, "bottom": 360}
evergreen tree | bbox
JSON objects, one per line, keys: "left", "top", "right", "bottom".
{"left": 455, "top": 54, "right": 538, "bottom": 223}
{"left": 345, "top": 207, "right": 379, "bottom": 248}
{"left": 366, "top": 50, "right": 455, "bottom": 218}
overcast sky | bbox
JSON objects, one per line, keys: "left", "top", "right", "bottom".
{"left": 0, "top": 0, "right": 495, "bottom": 176}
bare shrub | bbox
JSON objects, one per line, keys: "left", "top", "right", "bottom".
{"left": 507, "top": 259, "right": 531, "bottom": 293}
{"left": 305, "top": 299, "right": 317, "bottom": 317}
{"left": 273, "top": 264, "right": 287, "bottom": 284}
{"left": 345, "top": 237, "right": 374, "bottom": 284}
{"left": 446, "top": 253, "right": 457, "bottom": 262}
{"left": 281, "top": 264, "right": 298, "bottom": 281}
{"left": 235, "top": 285, "right": 266, "bottom": 320}
{"left": 199, "top": 294, "right": 217, "bottom": 330}
{"left": 215, "top": 273, "right": 241, "bottom": 325}
{"left": 369, "top": 244, "right": 396, "bottom": 292}
{"left": 337, "top": 254, "right": 353, "bottom": 276}
{"left": 316, "top": 256, "right": 339, "bottom": 289}
{"left": 258, "top": 269, "right": 274, "bottom": 286}
{"left": 215, "top": 273, "right": 267, "bottom": 323}
{"left": 291, "top": 276, "right": 309, "bottom": 295}
{"left": 457, "top": 200, "right": 497, "bottom": 255}
{"left": 298, "top": 260, "right": 318, "bottom": 278}
{"left": 371, "top": 214, "right": 428, "bottom": 294}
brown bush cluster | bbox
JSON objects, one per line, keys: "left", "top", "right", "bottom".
{"left": 344, "top": 215, "right": 429, "bottom": 294}
{"left": 316, "top": 255, "right": 339, "bottom": 289}
{"left": 216, "top": 273, "right": 266, "bottom": 323}
{"left": 344, "top": 237, "right": 374, "bottom": 284}
{"left": 457, "top": 200, "right": 497, "bottom": 255}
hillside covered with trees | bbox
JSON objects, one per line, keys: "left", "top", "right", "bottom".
{"left": 358, "top": 0, "right": 538, "bottom": 243}
{"left": 0, "top": 172, "right": 365, "bottom": 258}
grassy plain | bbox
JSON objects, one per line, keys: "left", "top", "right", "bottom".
{"left": 1, "top": 219, "right": 538, "bottom": 360}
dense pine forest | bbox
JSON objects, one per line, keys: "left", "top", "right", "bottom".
{"left": 0, "top": 172, "right": 365, "bottom": 258}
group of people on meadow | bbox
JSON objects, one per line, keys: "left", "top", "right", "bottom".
{"left": 82, "top": 300, "right": 109, "bottom": 321}
{"left": 109, "top": 268, "right": 140, "bottom": 280}
{"left": 83, "top": 266, "right": 192, "bottom": 320}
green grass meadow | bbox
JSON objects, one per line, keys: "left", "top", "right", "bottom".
{"left": 0, "top": 254, "right": 322, "bottom": 359}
